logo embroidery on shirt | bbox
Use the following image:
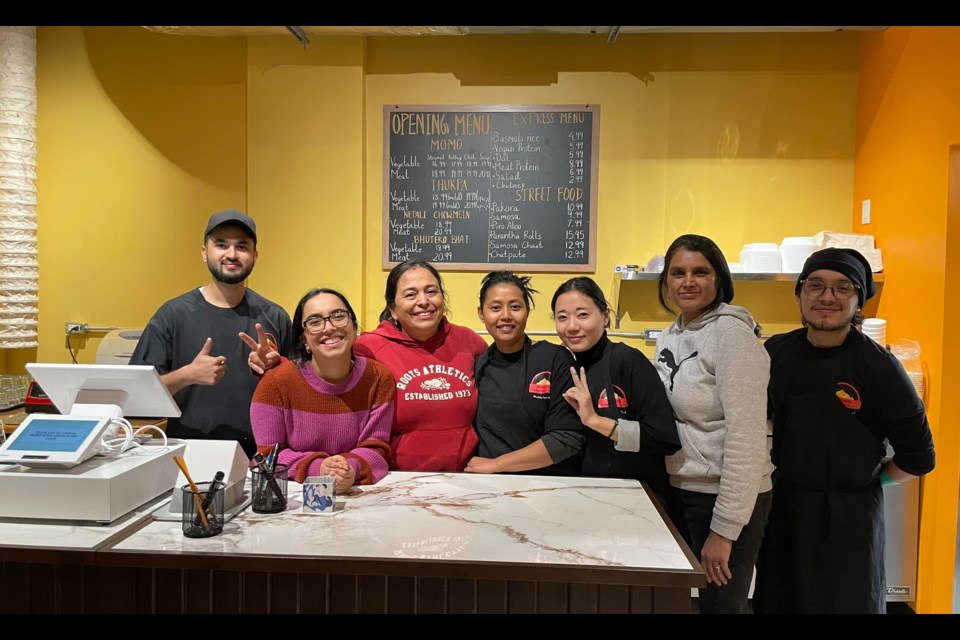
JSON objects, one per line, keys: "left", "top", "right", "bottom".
{"left": 420, "top": 377, "right": 451, "bottom": 391}
{"left": 528, "top": 371, "right": 552, "bottom": 398}
{"left": 657, "top": 348, "right": 699, "bottom": 392}
{"left": 598, "top": 385, "right": 629, "bottom": 409}
{"left": 835, "top": 382, "right": 862, "bottom": 410}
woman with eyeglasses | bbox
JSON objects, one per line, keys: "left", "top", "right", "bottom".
{"left": 465, "top": 271, "right": 585, "bottom": 475}
{"left": 654, "top": 234, "right": 773, "bottom": 614}
{"left": 250, "top": 288, "right": 395, "bottom": 493}
{"left": 248, "top": 260, "right": 487, "bottom": 472}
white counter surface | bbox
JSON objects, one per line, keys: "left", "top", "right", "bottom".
{"left": 109, "top": 472, "right": 695, "bottom": 572}
{"left": 0, "top": 494, "right": 168, "bottom": 551}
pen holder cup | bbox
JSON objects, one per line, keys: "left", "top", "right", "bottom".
{"left": 181, "top": 480, "right": 225, "bottom": 538}
{"left": 251, "top": 463, "right": 289, "bottom": 514}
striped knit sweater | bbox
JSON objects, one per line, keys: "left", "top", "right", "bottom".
{"left": 250, "top": 357, "right": 395, "bottom": 485}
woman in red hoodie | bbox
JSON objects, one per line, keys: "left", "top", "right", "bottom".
{"left": 355, "top": 260, "right": 487, "bottom": 471}
{"left": 246, "top": 260, "right": 487, "bottom": 472}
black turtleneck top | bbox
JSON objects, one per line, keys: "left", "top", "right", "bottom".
{"left": 573, "top": 333, "right": 680, "bottom": 505}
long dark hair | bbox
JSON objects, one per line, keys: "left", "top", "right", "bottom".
{"left": 291, "top": 288, "right": 358, "bottom": 363}
{"left": 379, "top": 260, "right": 449, "bottom": 323}
{"left": 550, "top": 276, "right": 611, "bottom": 328}
{"left": 657, "top": 234, "right": 734, "bottom": 315}
{"left": 479, "top": 270, "right": 538, "bottom": 309}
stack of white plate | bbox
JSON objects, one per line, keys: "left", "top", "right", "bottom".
{"left": 739, "top": 243, "right": 782, "bottom": 273}
{"left": 862, "top": 318, "right": 887, "bottom": 347}
{"left": 780, "top": 236, "right": 818, "bottom": 273}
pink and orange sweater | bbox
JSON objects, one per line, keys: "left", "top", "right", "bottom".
{"left": 250, "top": 357, "right": 395, "bottom": 485}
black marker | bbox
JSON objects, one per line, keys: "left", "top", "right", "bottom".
{"left": 194, "top": 470, "right": 225, "bottom": 528}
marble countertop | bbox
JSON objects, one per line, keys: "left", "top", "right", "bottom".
{"left": 107, "top": 472, "right": 696, "bottom": 573}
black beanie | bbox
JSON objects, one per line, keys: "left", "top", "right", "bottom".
{"left": 795, "top": 247, "right": 876, "bottom": 307}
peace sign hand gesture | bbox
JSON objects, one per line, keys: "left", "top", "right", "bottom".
{"left": 563, "top": 366, "right": 599, "bottom": 427}
{"left": 239, "top": 323, "right": 281, "bottom": 375}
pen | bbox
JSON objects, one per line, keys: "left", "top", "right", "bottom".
{"left": 253, "top": 452, "right": 286, "bottom": 504}
{"left": 194, "top": 470, "right": 225, "bottom": 527}
{"left": 268, "top": 443, "right": 280, "bottom": 473}
{"left": 173, "top": 455, "right": 209, "bottom": 529}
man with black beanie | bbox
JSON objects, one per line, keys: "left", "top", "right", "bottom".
{"left": 754, "top": 247, "right": 935, "bottom": 614}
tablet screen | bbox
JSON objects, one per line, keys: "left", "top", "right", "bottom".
{"left": 6, "top": 418, "right": 102, "bottom": 452}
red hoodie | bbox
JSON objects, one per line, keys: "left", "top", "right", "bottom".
{"left": 354, "top": 319, "right": 488, "bottom": 472}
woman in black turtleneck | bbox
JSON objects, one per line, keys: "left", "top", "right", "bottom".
{"left": 552, "top": 277, "right": 680, "bottom": 509}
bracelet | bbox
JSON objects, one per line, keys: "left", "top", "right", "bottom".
{"left": 607, "top": 419, "right": 619, "bottom": 439}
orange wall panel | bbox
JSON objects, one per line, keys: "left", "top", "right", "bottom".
{"left": 855, "top": 26, "right": 960, "bottom": 613}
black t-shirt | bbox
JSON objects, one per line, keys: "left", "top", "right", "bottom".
{"left": 129, "top": 288, "right": 292, "bottom": 457}
{"left": 765, "top": 328, "right": 935, "bottom": 477}
{"left": 474, "top": 340, "right": 586, "bottom": 475}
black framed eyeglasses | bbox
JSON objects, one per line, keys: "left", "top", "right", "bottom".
{"left": 302, "top": 310, "right": 351, "bottom": 333}
{"left": 799, "top": 278, "right": 860, "bottom": 300}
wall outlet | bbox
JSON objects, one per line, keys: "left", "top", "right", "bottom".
{"left": 64, "top": 322, "right": 88, "bottom": 335}
{"left": 861, "top": 199, "right": 871, "bottom": 224}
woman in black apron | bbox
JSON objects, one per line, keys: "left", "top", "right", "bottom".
{"left": 464, "top": 271, "right": 586, "bottom": 476}
{"left": 550, "top": 277, "right": 680, "bottom": 509}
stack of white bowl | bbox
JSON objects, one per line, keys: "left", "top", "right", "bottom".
{"left": 861, "top": 318, "right": 887, "bottom": 347}
{"left": 739, "top": 243, "right": 782, "bottom": 273}
{"left": 780, "top": 236, "right": 818, "bottom": 273}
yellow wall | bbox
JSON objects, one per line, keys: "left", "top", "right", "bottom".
{"left": 363, "top": 33, "right": 858, "bottom": 351}
{"left": 855, "top": 26, "right": 960, "bottom": 613}
{"left": 245, "top": 36, "right": 367, "bottom": 315}
{"left": 30, "top": 26, "right": 247, "bottom": 368}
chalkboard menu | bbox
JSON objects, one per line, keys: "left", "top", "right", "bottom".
{"left": 383, "top": 105, "right": 598, "bottom": 272}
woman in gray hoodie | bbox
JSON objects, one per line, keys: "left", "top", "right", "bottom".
{"left": 654, "top": 234, "right": 773, "bottom": 614}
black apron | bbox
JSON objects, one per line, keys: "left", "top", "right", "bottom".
{"left": 580, "top": 340, "right": 672, "bottom": 508}
{"left": 756, "top": 391, "right": 886, "bottom": 613}
{"left": 474, "top": 343, "right": 575, "bottom": 476}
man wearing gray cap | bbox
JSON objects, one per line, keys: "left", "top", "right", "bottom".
{"left": 754, "top": 247, "right": 935, "bottom": 614}
{"left": 130, "top": 209, "right": 292, "bottom": 458}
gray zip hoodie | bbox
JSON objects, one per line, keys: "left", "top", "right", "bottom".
{"left": 654, "top": 302, "right": 773, "bottom": 541}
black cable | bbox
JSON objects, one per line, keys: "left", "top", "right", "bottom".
{"left": 67, "top": 327, "right": 79, "bottom": 364}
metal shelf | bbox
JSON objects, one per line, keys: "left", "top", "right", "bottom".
{"left": 619, "top": 271, "right": 885, "bottom": 282}
{"left": 613, "top": 271, "right": 885, "bottom": 328}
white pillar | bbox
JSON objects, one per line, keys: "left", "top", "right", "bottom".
{"left": 0, "top": 26, "right": 39, "bottom": 349}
